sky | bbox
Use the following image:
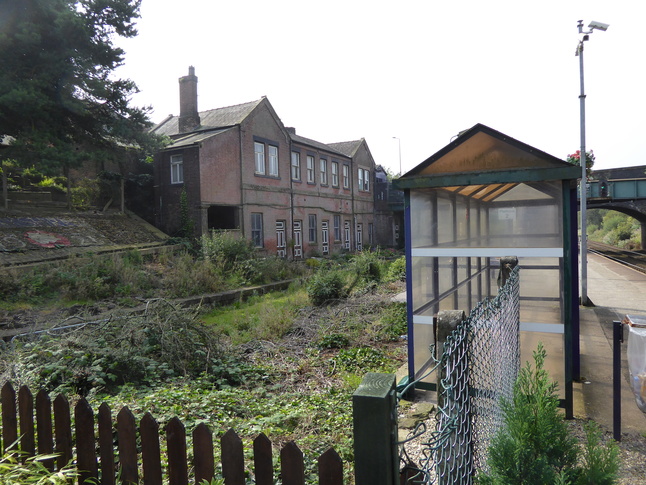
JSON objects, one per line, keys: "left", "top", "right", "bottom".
{"left": 115, "top": 0, "right": 646, "bottom": 174}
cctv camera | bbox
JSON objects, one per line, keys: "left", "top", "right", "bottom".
{"left": 588, "top": 21, "right": 609, "bottom": 31}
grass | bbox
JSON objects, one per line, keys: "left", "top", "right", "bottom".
{"left": 201, "top": 284, "right": 309, "bottom": 344}
{"left": 1, "top": 251, "right": 407, "bottom": 484}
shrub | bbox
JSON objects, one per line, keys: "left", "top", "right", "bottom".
{"left": 351, "top": 250, "right": 382, "bottom": 283}
{"left": 200, "top": 230, "right": 256, "bottom": 271}
{"left": 307, "top": 270, "right": 346, "bottom": 306}
{"left": 478, "top": 343, "right": 620, "bottom": 485}
{"left": 385, "top": 256, "right": 406, "bottom": 282}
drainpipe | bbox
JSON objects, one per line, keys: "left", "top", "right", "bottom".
{"left": 239, "top": 125, "right": 245, "bottom": 237}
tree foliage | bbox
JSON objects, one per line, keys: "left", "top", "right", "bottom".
{"left": 0, "top": 0, "right": 161, "bottom": 174}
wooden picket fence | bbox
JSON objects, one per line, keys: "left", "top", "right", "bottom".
{"left": 0, "top": 382, "right": 344, "bottom": 485}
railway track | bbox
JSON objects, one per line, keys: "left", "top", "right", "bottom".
{"left": 587, "top": 240, "right": 646, "bottom": 274}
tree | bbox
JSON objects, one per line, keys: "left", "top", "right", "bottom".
{"left": 0, "top": 0, "right": 161, "bottom": 178}
{"left": 567, "top": 150, "right": 595, "bottom": 180}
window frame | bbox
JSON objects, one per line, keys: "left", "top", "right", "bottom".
{"left": 308, "top": 214, "right": 317, "bottom": 243}
{"left": 320, "top": 158, "right": 328, "bottom": 186}
{"left": 254, "top": 142, "right": 266, "bottom": 175}
{"left": 333, "top": 214, "right": 341, "bottom": 241}
{"left": 342, "top": 164, "right": 350, "bottom": 189}
{"left": 307, "top": 155, "right": 316, "bottom": 184}
{"left": 170, "top": 154, "right": 184, "bottom": 184}
{"left": 331, "top": 161, "right": 339, "bottom": 187}
{"left": 291, "top": 151, "right": 301, "bottom": 181}
{"left": 268, "top": 144, "right": 279, "bottom": 177}
{"left": 358, "top": 167, "right": 370, "bottom": 192}
{"left": 251, "top": 213, "right": 264, "bottom": 248}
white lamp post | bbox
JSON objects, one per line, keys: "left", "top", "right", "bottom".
{"left": 392, "top": 136, "right": 402, "bottom": 175}
{"left": 576, "top": 19, "right": 608, "bottom": 306}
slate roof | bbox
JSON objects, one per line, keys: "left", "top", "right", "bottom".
{"left": 290, "top": 133, "right": 347, "bottom": 157}
{"left": 152, "top": 99, "right": 264, "bottom": 137}
{"left": 328, "top": 139, "right": 364, "bottom": 158}
{"left": 164, "top": 128, "right": 233, "bottom": 149}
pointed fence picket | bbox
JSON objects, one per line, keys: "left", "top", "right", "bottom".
{"left": 0, "top": 382, "right": 344, "bottom": 485}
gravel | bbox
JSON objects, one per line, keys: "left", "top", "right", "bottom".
{"left": 398, "top": 394, "right": 646, "bottom": 483}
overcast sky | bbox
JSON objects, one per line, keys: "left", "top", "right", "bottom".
{"left": 116, "top": 0, "right": 646, "bottom": 174}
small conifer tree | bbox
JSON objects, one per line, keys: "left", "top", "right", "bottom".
{"left": 478, "top": 343, "right": 620, "bottom": 485}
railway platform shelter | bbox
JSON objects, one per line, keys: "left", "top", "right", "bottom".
{"left": 394, "top": 123, "right": 581, "bottom": 416}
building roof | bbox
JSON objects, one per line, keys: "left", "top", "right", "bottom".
{"left": 290, "top": 133, "right": 347, "bottom": 157}
{"left": 152, "top": 99, "right": 264, "bottom": 137}
{"left": 328, "top": 139, "right": 364, "bottom": 158}
{"left": 163, "top": 128, "right": 233, "bottom": 150}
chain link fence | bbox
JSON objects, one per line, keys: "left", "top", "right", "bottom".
{"left": 399, "top": 265, "right": 520, "bottom": 484}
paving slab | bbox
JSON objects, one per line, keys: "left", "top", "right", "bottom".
{"left": 581, "top": 252, "right": 646, "bottom": 436}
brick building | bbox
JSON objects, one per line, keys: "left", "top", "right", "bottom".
{"left": 152, "top": 67, "right": 388, "bottom": 258}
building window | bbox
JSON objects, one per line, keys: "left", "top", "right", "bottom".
{"left": 251, "top": 213, "right": 264, "bottom": 247}
{"left": 254, "top": 142, "right": 265, "bottom": 175}
{"left": 268, "top": 145, "right": 279, "bottom": 177}
{"left": 331, "top": 161, "right": 339, "bottom": 187}
{"left": 170, "top": 154, "right": 184, "bottom": 184}
{"left": 342, "top": 164, "right": 350, "bottom": 189}
{"left": 308, "top": 214, "right": 317, "bottom": 243}
{"left": 291, "top": 151, "right": 300, "bottom": 181}
{"left": 320, "top": 159, "right": 328, "bottom": 185}
{"left": 333, "top": 215, "right": 341, "bottom": 241}
{"left": 307, "top": 155, "right": 315, "bottom": 184}
{"left": 368, "top": 223, "right": 374, "bottom": 246}
{"left": 358, "top": 168, "right": 370, "bottom": 191}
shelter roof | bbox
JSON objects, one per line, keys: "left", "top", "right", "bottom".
{"left": 394, "top": 123, "right": 580, "bottom": 192}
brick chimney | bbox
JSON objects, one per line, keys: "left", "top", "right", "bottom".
{"left": 178, "top": 66, "right": 200, "bottom": 133}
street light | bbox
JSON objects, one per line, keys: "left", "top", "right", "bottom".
{"left": 576, "top": 19, "right": 608, "bottom": 306}
{"left": 392, "top": 136, "right": 402, "bottom": 175}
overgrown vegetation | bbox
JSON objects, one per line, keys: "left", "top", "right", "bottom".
{"left": 307, "top": 250, "right": 405, "bottom": 306}
{"left": 0, "top": 249, "right": 407, "bottom": 483}
{"left": 587, "top": 209, "right": 641, "bottom": 249}
{"left": 0, "top": 451, "right": 78, "bottom": 485}
{"left": 0, "top": 232, "right": 306, "bottom": 309}
{"left": 477, "top": 343, "right": 620, "bottom": 485}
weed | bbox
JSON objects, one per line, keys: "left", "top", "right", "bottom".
{"left": 317, "top": 334, "right": 350, "bottom": 350}
{"left": 307, "top": 270, "right": 346, "bottom": 306}
{"left": 376, "top": 302, "right": 407, "bottom": 341}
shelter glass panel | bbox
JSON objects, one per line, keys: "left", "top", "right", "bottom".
{"left": 408, "top": 180, "right": 566, "bottom": 381}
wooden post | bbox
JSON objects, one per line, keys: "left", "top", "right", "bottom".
{"left": 352, "top": 372, "right": 398, "bottom": 485}
{"left": 435, "top": 310, "right": 466, "bottom": 409}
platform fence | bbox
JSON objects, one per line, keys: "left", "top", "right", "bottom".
{"left": 400, "top": 265, "right": 520, "bottom": 484}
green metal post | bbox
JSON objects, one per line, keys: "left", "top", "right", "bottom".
{"left": 353, "top": 373, "right": 399, "bottom": 485}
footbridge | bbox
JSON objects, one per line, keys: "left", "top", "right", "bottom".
{"left": 584, "top": 165, "right": 646, "bottom": 243}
